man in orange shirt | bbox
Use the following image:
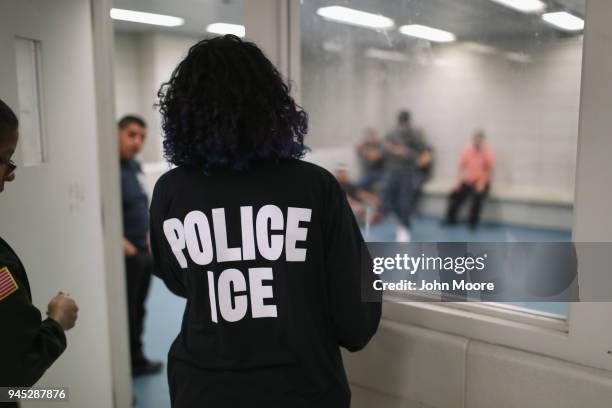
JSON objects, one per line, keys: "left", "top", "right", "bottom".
{"left": 444, "top": 131, "right": 494, "bottom": 229}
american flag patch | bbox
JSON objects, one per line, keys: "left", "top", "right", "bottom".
{"left": 0, "top": 267, "right": 19, "bottom": 301}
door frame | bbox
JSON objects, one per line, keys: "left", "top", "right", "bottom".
{"left": 91, "top": 1, "right": 132, "bottom": 407}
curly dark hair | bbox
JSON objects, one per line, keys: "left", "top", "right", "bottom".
{"left": 157, "top": 35, "right": 308, "bottom": 171}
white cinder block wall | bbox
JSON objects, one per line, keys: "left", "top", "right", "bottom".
{"left": 301, "top": 36, "right": 582, "bottom": 229}
{"left": 302, "top": 36, "right": 582, "bottom": 200}
{"left": 343, "top": 318, "right": 612, "bottom": 408}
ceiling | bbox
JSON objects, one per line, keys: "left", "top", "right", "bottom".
{"left": 112, "top": 0, "right": 244, "bottom": 36}
{"left": 301, "top": 0, "right": 585, "bottom": 50}
{"left": 112, "top": 0, "right": 585, "bottom": 45}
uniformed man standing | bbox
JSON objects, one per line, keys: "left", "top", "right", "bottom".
{"left": 0, "top": 99, "right": 79, "bottom": 407}
{"left": 382, "top": 110, "right": 432, "bottom": 242}
{"left": 118, "top": 115, "right": 162, "bottom": 376}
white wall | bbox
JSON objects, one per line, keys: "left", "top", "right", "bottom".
{"left": 343, "top": 319, "right": 612, "bottom": 408}
{"left": 302, "top": 44, "right": 392, "bottom": 150}
{"left": 113, "top": 32, "right": 142, "bottom": 117}
{"left": 113, "top": 31, "right": 202, "bottom": 163}
{"left": 386, "top": 38, "right": 582, "bottom": 200}
{"left": 302, "top": 36, "right": 583, "bottom": 202}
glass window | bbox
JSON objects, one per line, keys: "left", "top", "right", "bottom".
{"left": 301, "top": 0, "right": 585, "bottom": 318}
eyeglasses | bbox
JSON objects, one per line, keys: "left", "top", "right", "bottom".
{"left": 0, "top": 158, "right": 17, "bottom": 173}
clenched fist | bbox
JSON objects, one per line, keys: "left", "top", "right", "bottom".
{"left": 47, "top": 292, "right": 79, "bottom": 331}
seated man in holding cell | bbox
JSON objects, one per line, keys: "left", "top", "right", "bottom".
{"left": 334, "top": 166, "right": 381, "bottom": 223}
{"left": 355, "top": 128, "right": 385, "bottom": 193}
{"left": 443, "top": 130, "right": 495, "bottom": 230}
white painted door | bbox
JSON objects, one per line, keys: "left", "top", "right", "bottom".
{"left": 0, "top": 1, "right": 116, "bottom": 407}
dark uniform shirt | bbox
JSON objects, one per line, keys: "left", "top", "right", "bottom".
{"left": 121, "top": 158, "right": 149, "bottom": 250}
{"left": 384, "top": 128, "right": 417, "bottom": 170}
{"left": 407, "top": 131, "right": 433, "bottom": 182}
{"left": 0, "top": 237, "right": 66, "bottom": 392}
{"left": 385, "top": 128, "right": 433, "bottom": 180}
{"left": 149, "top": 159, "right": 381, "bottom": 408}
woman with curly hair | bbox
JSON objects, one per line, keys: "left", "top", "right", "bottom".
{"left": 150, "top": 35, "right": 380, "bottom": 407}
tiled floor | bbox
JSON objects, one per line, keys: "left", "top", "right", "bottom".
{"left": 133, "top": 216, "right": 571, "bottom": 407}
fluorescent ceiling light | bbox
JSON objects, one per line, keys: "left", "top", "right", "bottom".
{"left": 542, "top": 11, "right": 584, "bottom": 31}
{"left": 316, "top": 6, "right": 394, "bottom": 29}
{"left": 206, "top": 23, "right": 246, "bottom": 37}
{"left": 110, "top": 8, "right": 184, "bottom": 27}
{"left": 488, "top": 0, "right": 546, "bottom": 13}
{"left": 365, "top": 48, "right": 410, "bottom": 62}
{"left": 399, "top": 25, "right": 456, "bottom": 43}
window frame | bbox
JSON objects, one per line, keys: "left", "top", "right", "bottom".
{"left": 387, "top": 291, "right": 569, "bottom": 332}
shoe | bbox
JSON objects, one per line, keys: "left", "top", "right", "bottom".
{"left": 132, "top": 360, "right": 163, "bottom": 377}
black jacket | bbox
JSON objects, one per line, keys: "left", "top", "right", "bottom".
{"left": 0, "top": 237, "right": 66, "bottom": 388}
{"left": 150, "top": 159, "right": 381, "bottom": 407}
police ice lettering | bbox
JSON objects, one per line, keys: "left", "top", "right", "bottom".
{"left": 163, "top": 205, "right": 312, "bottom": 323}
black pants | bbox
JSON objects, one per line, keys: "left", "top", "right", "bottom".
{"left": 445, "top": 182, "right": 489, "bottom": 228}
{"left": 381, "top": 169, "right": 415, "bottom": 228}
{"left": 125, "top": 251, "right": 153, "bottom": 368}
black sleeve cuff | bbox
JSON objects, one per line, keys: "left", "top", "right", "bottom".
{"left": 41, "top": 318, "right": 67, "bottom": 355}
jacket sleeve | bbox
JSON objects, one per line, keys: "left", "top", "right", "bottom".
{"left": 0, "top": 271, "right": 66, "bottom": 387}
{"left": 323, "top": 177, "right": 381, "bottom": 352}
{"left": 149, "top": 175, "right": 188, "bottom": 298}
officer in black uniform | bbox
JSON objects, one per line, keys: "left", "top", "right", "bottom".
{"left": 0, "top": 98, "right": 79, "bottom": 407}
{"left": 118, "top": 115, "right": 162, "bottom": 376}
{"left": 151, "top": 35, "right": 381, "bottom": 408}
